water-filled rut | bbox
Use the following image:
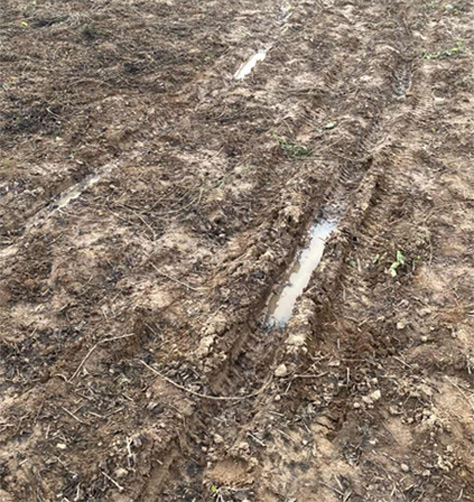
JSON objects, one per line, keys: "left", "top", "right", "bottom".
{"left": 265, "top": 218, "right": 336, "bottom": 328}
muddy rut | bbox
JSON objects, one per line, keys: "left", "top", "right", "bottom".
{"left": 1, "top": 0, "right": 473, "bottom": 501}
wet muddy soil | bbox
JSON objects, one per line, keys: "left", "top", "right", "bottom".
{"left": 1, "top": 0, "right": 474, "bottom": 501}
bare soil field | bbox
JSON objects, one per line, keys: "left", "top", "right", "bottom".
{"left": 1, "top": 0, "right": 474, "bottom": 500}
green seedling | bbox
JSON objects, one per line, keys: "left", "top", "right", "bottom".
{"left": 212, "top": 176, "right": 227, "bottom": 189}
{"left": 275, "top": 135, "right": 311, "bottom": 159}
{"left": 81, "top": 24, "right": 101, "bottom": 39}
{"left": 210, "top": 485, "right": 218, "bottom": 495}
{"left": 388, "top": 250, "right": 405, "bottom": 278}
{"left": 422, "top": 41, "right": 465, "bottom": 60}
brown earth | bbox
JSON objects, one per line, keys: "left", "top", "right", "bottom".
{"left": 1, "top": 0, "right": 474, "bottom": 501}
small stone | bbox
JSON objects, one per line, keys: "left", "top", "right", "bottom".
{"left": 401, "top": 463, "right": 410, "bottom": 473}
{"left": 362, "top": 389, "right": 381, "bottom": 405}
{"left": 274, "top": 394, "right": 281, "bottom": 402}
{"left": 114, "top": 468, "right": 128, "bottom": 479}
{"left": 275, "top": 364, "right": 289, "bottom": 378}
{"left": 353, "top": 402, "right": 361, "bottom": 409}
{"left": 213, "top": 434, "right": 224, "bottom": 445}
{"left": 421, "top": 336, "right": 428, "bottom": 343}
{"left": 370, "top": 389, "right": 382, "bottom": 401}
{"left": 396, "top": 321, "right": 406, "bottom": 330}
{"left": 56, "top": 443, "right": 67, "bottom": 450}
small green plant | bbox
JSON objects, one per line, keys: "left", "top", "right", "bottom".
{"left": 388, "top": 250, "right": 405, "bottom": 278}
{"left": 212, "top": 175, "right": 227, "bottom": 189}
{"left": 446, "top": 4, "right": 461, "bottom": 15}
{"left": 275, "top": 135, "right": 311, "bottom": 159}
{"left": 210, "top": 484, "right": 218, "bottom": 495}
{"left": 426, "top": 2, "right": 439, "bottom": 8}
{"left": 422, "top": 41, "right": 465, "bottom": 60}
{"left": 81, "top": 24, "right": 101, "bottom": 40}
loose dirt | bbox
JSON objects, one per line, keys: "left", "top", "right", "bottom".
{"left": 1, "top": 0, "right": 473, "bottom": 501}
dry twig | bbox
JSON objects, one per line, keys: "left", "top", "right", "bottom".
{"left": 69, "top": 333, "right": 136, "bottom": 381}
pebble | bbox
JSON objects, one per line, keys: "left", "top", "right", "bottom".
{"left": 421, "top": 336, "right": 428, "bottom": 343}
{"left": 275, "top": 364, "right": 289, "bottom": 378}
{"left": 401, "top": 463, "right": 410, "bottom": 473}
{"left": 362, "top": 389, "right": 381, "bottom": 405}
{"left": 371, "top": 389, "right": 382, "bottom": 401}
{"left": 56, "top": 443, "right": 67, "bottom": 450}
{"left": 353, "top": 402, "right": 361, "bottom": 409}
{"left": 213, "top": 434, "right": 224, "bottom": 445}
{"left": 114, "top": 468, "right": 128, "bottom": 479}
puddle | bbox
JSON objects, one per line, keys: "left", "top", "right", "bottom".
{"left": 52, "top": 162, "right": 115, "bottom": 212}
{"left": 265, "top": 219, "right": 336, "bottom": 328}
{"left": 54, "top": 174, "right": 101, "bottom": 210}
{"left": 234, "top": 49, "right": 267, "bottom": 80}
{"left": 0, "top": 162, "right": 115, "bottom": 260}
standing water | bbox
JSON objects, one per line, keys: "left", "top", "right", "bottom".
{"left": 234, "top": 49, "right": 268, "bottom": 80}
{"left": 265, "top": 220, "right": 336, "bottom": 328}
{"left": 54, "top": 174, "right": 101, "bottom": 210}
